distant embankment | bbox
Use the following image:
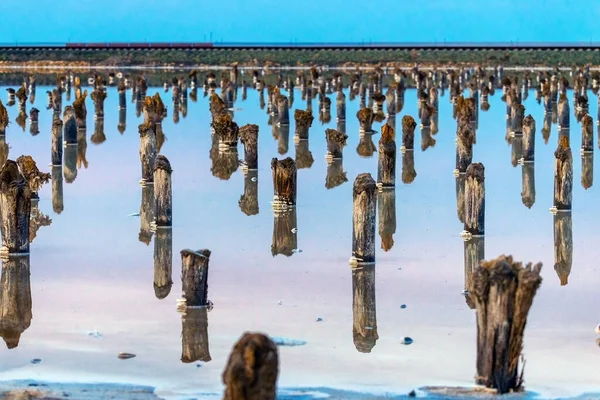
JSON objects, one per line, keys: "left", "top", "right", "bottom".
{"left": 1, "top": 42, "right": 599, "bottom": 67}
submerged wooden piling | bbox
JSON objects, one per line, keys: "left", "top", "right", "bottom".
{"left": 0, "top": 161, "right": 32, "bottom": 255}
{"left": 473, "top": 255, "right": 543, "bottom": 393}
{"left": 138, "top": 123, "right": 157, "bottom": 183}
{"left": 553, "top": 212, "right": 572, "bottom": 286}
{"left": 154, "top": 228, "right": 173, "bottom": 299}
{"left": 181, "top": 249, "right": 211, "bottom": 307}
{"left": 401, "top": 115, "right": 417, "bottom": 150}
{"left": 464, "top": 163, "right": 485, "bottom": 236}
{"left": 271, "top": 157, "right": 296, "bottom": 207}
{"left": 239, "top": 124, "right": 259, "bottom": 170}
{"left": 154, "top": 155, "right": 172, "bottom": 227}
{"left": 294, "top": 109, "right": 313, "bottom": 140}
{"left": 352, "top": 174, "right": 376, "bottom": 264}
{"left": 222, "top": 332, "right": 279, "bottom": 400}
{"left": 581, "top": 115, "right": 593, "bottom": 152}
{"left": 377, "top": 124, "right": 396, "bottom": 187}
{"left": 325, "top": 129, "right": 348, "bottom": 160}
{"left": 352, "top": 264, "right": 378, "bottom": 353}
{"left": 554, "top": 136, "right": 573, "bottom": 211}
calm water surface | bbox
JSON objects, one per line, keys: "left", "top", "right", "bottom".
{"left": 0, "top": 76, "right": 599, "bottom": 399}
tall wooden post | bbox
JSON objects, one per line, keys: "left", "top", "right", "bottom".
{"left": 352, "top": 174, "right": 376, "bottom": 264}
{"left": 0, "top": 161, "right": 32, "bottom": 255}
{"left": 352, "top": 264, "right": 378, "bottom": 353}
{"left": 154, "top": 155, "right": 172, "bottom": 227}
{"left": 464, "top": 163, "right": 485, "bottom": 236}
{"left": 181, "top": 249, "right": 211, "bottom": 307}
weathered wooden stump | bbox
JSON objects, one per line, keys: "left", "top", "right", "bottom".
{"left": 143, "top": 93, "right": 166, "bottom": 126}
{"left": 181, "top": 249, "right": 211, "bottom": 307}
{"left": 554, "top": 136, "right": 573, "bottom": 211}
{"left": 357, "top": 108, "right": 374, "bottom": 133}
{"left": 352, "top": 264, "right": 378, "bottom": 353}
{"left": 463, "top": 236, "right": 484, "bottom": 309}
{"left": 51, "top": 166, "right": 63, "bottom": 214}
{"left": 239, "top": 124, "right": 259, "bottom": 170}
{"left": 239, "top": 170, "right": 259, "bottom": 216}
{"left": 222, "top": 332, "right": 279, "bottom": 400}
{"left": 0, "top": 255, "right": 32, "bottom": 349}
{"left": 581, "top": 114, "right": 593, "bottom": 152}
{"left": 15, "top": 156, "right": 50, "bottom": 201}
{"left": 377, "top": 124, "right": 396, "bottom": 187}
{"left": 521, "top": 163, "right": 536, "bottom": 209}
{"left": 154, "top": 155, "right": 172, "bottom": 227}
{"left": 401, "top": 115, "right": 416, "bottom": 151}
{"left": 553, "top": 212, "right": 572, "bottom": 286}
{"left": 139, "top": 184, "right": 154, "bottom": 245}
{"left": 62, "top": 106, "right": 78, "bottom": 145}
{"left": 271, "top": 207, "right": 297, "bottom": 257}
{"left": 271, "top": 157, "right": 296, "bottom": 207}
{"left": 212, "top": 114, "right": 239, "bottom": 146}
{"left": 139, "top": 123, "right": 157, "bottom": 184}
{"left": 352, "top": 173, "right": 376, "bottom": 264}
{"left": 456, "top": 124, "right": 475, "bottom": 173}
{"left": 336, "top": 91, "right": 346, "bottom": 121}
{"left": 181, "top": 307, "right": 211, "bottom": 363}
{"left": 295, "top": 139, "right": 314, "bottom": 170}
{"left": 378, "top": 188, "right": 396, "bottom": 252}
{"left": 473, "top": 255, "right": 542, "bottom": 393}
{"left": 0, "top": 161, "right": 32, "bottom": 255}
{"left": 582, "top": 153, "right": 594, "bottom": 189}
{"left": 294, "top": 109, "right": 313, "bottom": 140}
{"left": 464, "top": 163, "right": 485, "bottom": 236}
{"left": 325, "top": 129, "right": 348, "bottom": 160}
{"left": 209, "top": 93, "right": 228, "bottom": 118}
{"left": 154, "top": 227, "right": 173, "bottom": 299}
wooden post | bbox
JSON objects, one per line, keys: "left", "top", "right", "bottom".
{"left": 357, "top": 132, "right": 376, "bottom": 158}
{"left": 521, "top": 163, "right": 536, "bottom": 209}
{"left": 271, "top": 207, "right": 297, "bottom": 257}
{"left": 154, "top": 227, "right": 173, "bottom": 299}
{"left": 276, "top": 95, "right": 289, "bottom": 126}
{"left": 401, "top": 115, "right": 416, "bottom": 151}
{"left": 582, "top": 153, "right": 594, "bottom": 190}
{"left": 357, "top": 108, "right": 374, "bottom": 133}
{"left": 473, "top": 255, "right": 543, "bottom": 393}
{"left": 352, "top": 173, "right": 376, "bottom": 264}
{"left": 581, "top": 114, "right": 593, "bottom": 152}
{"left": 212, "top": 114, "right": 239, "bottom": 146}
{"left": 271, "top": 157, "right": 296, "bottom": 207}
{"left": 325, "top": 159, "right": 347, "bottom": 190}
{"left": 336, "top": 91, "right": 346, "bottom": 121}
{"left": 294, "top": 109, "right": 313, "bottom": 140}
{"left": 62, "top": 106, "right": 78, "bottom": 145}
{"left": 463, "top": 236, "right": 484, "bottom": 309}
{"left": 464, "top": 163, "right": 485, "bottom": 236}
{"left": 553, "top": 212, "right": 572, "bottom": 286}
{"left": 222, "top": 332, "right": 279, "bottom": 400}
{"left": 456, "top": 124, "right": 475, "bottom": 173}
{"left": 325, "top": 129, "right": 348, "bottom": 160}
{"left": 0, "top": 161, "right": 32, "bottom": 255}
{"left": 139, "top": 183, "right": 154, "bottom": 245}
{"left": 522, "top": 115, "right": 535, "bottom": 162}
{"left": 295, "top": 139, "right": 314, "bottom": 170}
{"left": 138, "top": 123, "right": 157, "bottom": 184}
{"left": 352, "top": 264, "right": 378, "bottom": 353}
{"left": 377, "top": 124, "right": 396, "bottom": 187}
{"left": 239, "top": 124, "right": 259, "bottom": 170}
{"left": 154, "top": 155, "right": 172, "bottom": 227}
{"left": 239, "top": 170, "right": 259, "bottom": 216}
{"left": 378, "top": 188, "right": 396, "bottom": 252}
{"left": 15, "top": 156, "right": 50, "bottom": 202}
{"left": 181, "top": 249, "right": 211, "bottom": 307}
{"left": 51, "top": 166, "right": 63, "bottom": 214}
{"left": 554, "top": 136, "right": 573, "bottom": 211}
{"left": 0, "top": 255, "right": 32, "bottom": 349}
{"left": 181, "top": 307, "right": 211, "bottom": 363}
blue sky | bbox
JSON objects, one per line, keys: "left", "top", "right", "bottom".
{"left": 0, "top": 0, "right": 598, "bottom": 43}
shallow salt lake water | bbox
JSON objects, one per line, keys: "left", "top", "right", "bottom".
{"left": 0, "top": 76, "right": 599, "bottom": 399}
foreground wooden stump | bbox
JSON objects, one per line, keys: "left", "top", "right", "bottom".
{"left": 222, "top": 332, "right": 279, "bottom": 400}
{"left": 352, "top": 173, "right": 376, "bottom": 264}
{"left": 181, "top": 249, "right": 211, "bottom": 307}
{"left": 473, "top": 255, "right": 542, "bottom": 393}
{"left": 0, "top": 161, "right": 32, "bottom": 256}
{"left": 352, "top": 264, "right": 378, "bottom": 353}
{"left": 0, "top": 255, "right": 31, "bottom": 349}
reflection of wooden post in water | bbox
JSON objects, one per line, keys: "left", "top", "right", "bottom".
{"left": 16, "top": 156, "right": 50, "bottom": 204}
{"left": 295, "top": 139, "right": 314, "bottom": 170}
{"left": 542, "top": 113, "right": 551, "bottom": 144}
{"left": 51, "top": 166, "right": 63, "bottom": 214}
{"left": 582, "top": 153, "right": 593, "bottom": 189}
{"left": 139, "top": 123, "right": 157, "bottom": 184}
{"left": 239, "top": 170, "right": 259, "bottom": 216}
{"left": 464, "top": 163, "right": 485, "bottom": 236}
{"left": 511, "top": 135, "right": 523, "bottom": 167}
{"left": 401, "top": 115, "right": 416, "bottom": 151}
{"left": 520, "top": 162, "right": 536, "bottom": 209}
{"left": 77, "top": 127, "right": 88, "bottom": 169}
{"left": 239, "top": 124, "right": 258, "bottom": 170}
{"left": 463, "top": 236, "right": 484, "bottom": 309}
{"left": 356, "top": 132, "right": 377, "bottom": 158}
{"left": 357, "top": 108, "right": 374, "bottom": 133}
{"left": 276, "top": 125, "right": 290, "bottom": 155}
{"left": 352, "top": 174, "right": 376, "bottom": 264}
{"left": 294, "top": 109, "right": 313, "bottom": 140}
{"left": 553, "top": 212, "right": 572, "bottom": 286}
{"left": 377, "top": 124, "right": 395, "bottom": 187}
{"left": 29, "top": 108, "right": 39, "bottom": 136}
{"left": 352, "top": 264, "right": 378, "bottom": 353}
{"left": 553, "top": 137, "right": 572, "bottom": 211}
{"left": 0, "top": 161, "right": 32, "bottom": 255}
{"left": 63, "top": 106, "right": 77, "bottom": 145}
{"left": 271, "top": 206, "right": 297, "bottom": 257}
{"left": 336, "top": 91, "right": 346, "bottom": 121}
{"left": 16, "top": 85, "right": 27, "bottom": 112}
{"left": 212, "top": 114, "right": 239, "bottom": 146}
{"left": 222, "top": 332, "right": 279, "bottom": 400}
{"left": 210, "top": 139, "right": 239, "bottom": 181}
{"left": 91, "top": 89, "right": 106, "bottom": 118}
{"left": 139, "top": 183, "right": 154, "bottom": 245}
{"left": 181, "top": 249, "right": 211, "bottom": 306}
{"left": 0, "top": 255, "right": 32, "bottom": 349}
{"left": 73, "top": 90, "right": 87, "bottom": 130}
{"left": 0, "top": 136, "right": 7, "bottom": 169}
{"left": 473, "top": 255, "right": 542, "bottom": 394}
{"left": 154, "top": 155, "right": 172, "bottom": 228}
{"left": 455, "top": 172, "right": 466, "bottom": 223}
{"left": 276, "top": 95, "right": 289, "bottom": 126}
{"left": 181, "top": 307, "right": 211, "bottom": 363}
{"left": 581, "top": 114, "right": 593, "bottom": 152}
{"left": 51, "top": 117, "right": 63, "bottom": 166}
{"left": 325, "top": 158, "right": 347, "bottom": 190}
{"left": 154, "top": 228, "right": 173, "bottom": 299}
{"left": 63, "top": 143, "right": 77, "bottom": 183}
{"left": 91, "top": 117, "right": 106, "bottom": 145}
{"left": 378, "top": 189, "right": 396, "bottom": 252}
{"left": 325, "top": 128, "right": 347, "bottom": 159}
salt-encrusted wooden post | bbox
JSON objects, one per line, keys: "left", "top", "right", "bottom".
{"left": 352, "top": 173, "right": 376, "bottom": 264}
{"left": 456, "top": 124, "right": 475, "bottom": 174}
{"left": 153, "top": 227, "right": 173, "bottom": 299}
{"left": 521, "top": 162, "right": 536, "bottom": 209}
{"left": 294, "top": 110, "right": 313, "bottom": 140}
{"left": 401, "top": 115, "right": 416, "bottom": 151}
{"left": 181, "top": 307, "right": 211, "bottom": 363}
{"left": 473, "top": 255, "right": 543, "bottom": 393}
{"left": 139, "top": 122, "right": 157, "bottom": 184}
{"left": 276, "top": 95, "right": 289, "bottom": 126}
{"left": 558, "top": 94, "right": 570, "bottom": 133}
{"left": 352, "top": 264, "right": 378, "bottom": 353}
{"left": 239, "top": 124, "right": 259, "bottom": 170}
{"left": 463, "top": 236, "right": 484, "bottom": 309}
{"left": 357, "top": 108, "right": 374, "bottom": 133}
{"left": 0, "top": 161, "right": 32, "bottom": 256}
{"left": 271, "top": 206, "right": 297, "bottom": 257}
{"left": 154, "top": 155, "right": 172, "bottom": 227}
{"left": 336, "top": 91, "right": 346, "bottom": 122}
{"left": 463, "top": 163, "right": 485, "bottom": 236}
{"left": 51, "top": 117, "right": 63, "bottom": 166}
{"left": 222, "top": 332, "right": 279, "bottom": 400}
{"left": 63, "top": 106, "right": 78, "bottom": 145}
{"left": 553, "top": 136, "right": 573, "bottom": 211}
{"left": 139, "top": 184, "right": 154, "bottom": 245}
{"left": 325, "top": 159, "right": 348, "bottom": 190}
{"left": 378, "top": 188, "right": 396, "bottom": 252}
{"left": 522, "top": 115, "right": 535, "bottom": 162}
{"left": 295, "top": 139, "right": 314, "bottom": 170}
{"left": 0, "top": 254, "right": 32, "bottom": 349}
{"left": 581, "top": 114, "right": 593, "bottom": 152}
{"left": 553, "top": 212, "right": 572, "bottom": 286}
{"left": 325, "top": 129, "right": 348, "bottom": 160}
{"left": 181, "top": 249, "right": 211, "bottom": 307}
{"left": 377, "top": 124, "right": 396, "bottom": 188}
{"left": 239, "top": 170, "right": 259, "bottom": 216}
